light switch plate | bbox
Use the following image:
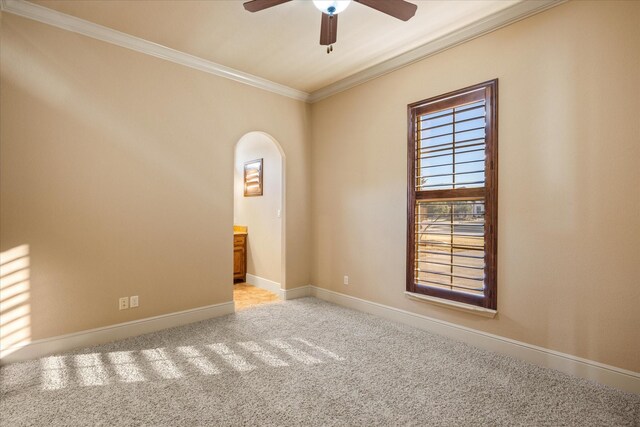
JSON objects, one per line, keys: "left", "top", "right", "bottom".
{"left": 130, "top": 295, "right": 139, "bottom": 308}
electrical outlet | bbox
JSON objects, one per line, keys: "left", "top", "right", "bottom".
{"left": 119, "top": 297, "right": 129, "bottom": 310}
{"left": 343, "top": 275, "right": 349, "bottom": 285}
{"left": 130, "top": 295, "right": 139, "bottom": 308}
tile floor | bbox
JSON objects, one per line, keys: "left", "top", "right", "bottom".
{"left": 233, "top": 283, "right": 279, "bottom": 310}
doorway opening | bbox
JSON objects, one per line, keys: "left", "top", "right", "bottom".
{"left": 233, "top": 132, "right": 285, "bottom": 310}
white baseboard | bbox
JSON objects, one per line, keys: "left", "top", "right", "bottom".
{"left": 310, "top": 286, "right": 639, "bottom": 394}
{"left": 0, "top": 301, "right": 235, "bottom": 365}
{"left": 282, "top": 285, "right": 311, "bottom": 300}
{"left": 244, "top": 274, "right": 310, "bottom": 301}
{"left": 245, "top": 273, "right": 282, "bottom": 297}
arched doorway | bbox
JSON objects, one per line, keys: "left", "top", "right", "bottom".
{"left": 233, "top": 132, "right": 285, "bottom": 310}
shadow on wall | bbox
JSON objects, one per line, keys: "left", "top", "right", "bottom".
{"left": 0, "top": 245, "right": 31, "bottom": 359}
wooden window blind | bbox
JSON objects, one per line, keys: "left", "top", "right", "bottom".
{"left": 407, "top": 80, "right": 498, "bottom": 309}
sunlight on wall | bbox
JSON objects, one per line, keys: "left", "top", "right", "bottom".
{"left": 38, "top": 338, "right": 344, "bottom": 391}
{"left": 0, "top": 245, "right": 31, "bottom": 359}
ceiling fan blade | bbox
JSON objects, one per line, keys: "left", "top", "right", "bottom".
{"left": 243, "top": 0, "right": 292, "bottom": 13}
{"left": 319, "top": 13, "right": 338, "bottom": 46}
{"left": 355, "top": 0, "right": 417, "bottom": 21}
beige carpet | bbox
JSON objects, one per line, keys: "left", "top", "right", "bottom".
{"left": 1, "top": 298, "right": 638, "bottom": 426}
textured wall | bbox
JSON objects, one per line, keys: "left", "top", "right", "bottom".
{"left": 310, "top": 1, "right": 640, "bottom": 371}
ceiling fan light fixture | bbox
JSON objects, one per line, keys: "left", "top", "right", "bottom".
{"left": 243, "top": 0, "right": 417, "bottom": 51}
{"left": 312, "top": 0, "right": 351, "bottom": 16}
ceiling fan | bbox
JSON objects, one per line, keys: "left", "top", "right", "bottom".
{"left": 243, "top": 0, "right": 418, "bottom": 53}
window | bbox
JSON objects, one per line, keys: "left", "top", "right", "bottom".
{"left": 407, "top": 80, "right": 497, "bottom": 310}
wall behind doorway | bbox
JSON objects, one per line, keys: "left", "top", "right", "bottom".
{"left": 234, "top": 133, "right": 283, "bottom": 285}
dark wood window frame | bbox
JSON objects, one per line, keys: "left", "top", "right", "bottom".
{"left": 407, "top": 80, "right": 498, "bottom": 310}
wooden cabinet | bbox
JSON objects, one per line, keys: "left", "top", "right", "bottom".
{"left": 233, "top": 233, "right": 247, "bottom": 282}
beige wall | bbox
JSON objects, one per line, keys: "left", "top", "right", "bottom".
{"left": 1, "top": 0, "right": 638, "bottom": 373}
{"left": 311, "top": 1, "right": 640, "bottom": 372}
{"left": 234, "top": 132, "right": 283, "bottom": 284}
{"left": 0, "top": 13, "right": 310, "bottom": 349}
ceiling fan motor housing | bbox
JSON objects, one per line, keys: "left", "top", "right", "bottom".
{"left": 313, "top": 1, "right": 351, "bottom": 16}
{"left": 244, "top": 0, "right": 418, "bottom": 50}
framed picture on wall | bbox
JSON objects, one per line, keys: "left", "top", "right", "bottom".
{"left": 244, "top": 158, "right": 263, "bottom": 197}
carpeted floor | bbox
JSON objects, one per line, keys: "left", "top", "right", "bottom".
{"left": 1, "top": 298, "right": 638, "bottom": 426}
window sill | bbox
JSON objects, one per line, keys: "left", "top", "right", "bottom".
{"left": 404, "top": 292, "right": 497, "bottom": 318}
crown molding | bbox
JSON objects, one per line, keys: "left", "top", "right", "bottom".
{"left": 1, "top": 0, "right": 565, "bottom": 104}
{"left": 0, "top": 0, "right": 310, "bottom": 102}
{"left": 307, "top": 0, "right": 566, "bottom": 103}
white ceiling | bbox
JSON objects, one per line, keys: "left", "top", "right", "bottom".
{"left": 30, "top": 0, "right": 525, "bottom": 93}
